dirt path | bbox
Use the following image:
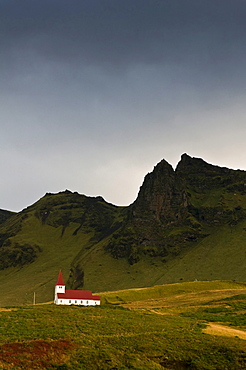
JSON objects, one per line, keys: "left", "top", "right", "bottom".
{"left": 203, "top": 323, "right": 246, "bottom": 340}
{"left": 0, "top": 308, "right": 15, "bottom": 312}
{"left": 148, "top": 309, "right": 176, "bottom": 315}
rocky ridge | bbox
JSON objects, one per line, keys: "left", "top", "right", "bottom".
{"left": 1, "top": 153, "right": 246, "bottom": 293}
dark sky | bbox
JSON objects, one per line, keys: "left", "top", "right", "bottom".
{"left": 1, "top": 0, "right": 246, "bottom": 211}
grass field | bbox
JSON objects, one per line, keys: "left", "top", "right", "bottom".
{"left": 1, "top": 281, "right": 246, "bottom": 369}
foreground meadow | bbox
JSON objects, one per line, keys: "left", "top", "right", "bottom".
{"left": 1, "top": 281, "right": 246, "bottom": 369}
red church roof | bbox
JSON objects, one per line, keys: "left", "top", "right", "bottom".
{"left": 55, "top": 270, "right": 100, "bottom": 301}
{"left": 57, "top": 290, "right": 100, "bottom": 301}
{"left": 56, "top": 270, "right": 65, "bottom": 286}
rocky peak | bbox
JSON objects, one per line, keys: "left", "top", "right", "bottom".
{"left": 175, "top": 153, "right": 235, "bottom": 191}
{"left": 133, "top": 158, "right": 189, "bottom": 224}
{"left": 176, "top": 153, "right": 230, "bottom": 177}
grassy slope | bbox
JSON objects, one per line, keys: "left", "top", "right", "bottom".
{"left": 2, "top": 175, "right": 246, "bottom": 307}
{"left": 153, "top": 221, "right": 246, "bottom": 285}
{"left": 78, "top": 182, "right": 246, "bottom": 292}
{"left": 99, "top": 280, "right": 246, "bottom": 305}
{"left": 1, "top": 281, "right": 246, "bottom": 369}
{"left": 2, "top": 215, "right": 246, "bottom": 306}
{"left": 0, "top": 212, "right": 94, "bottom": 306}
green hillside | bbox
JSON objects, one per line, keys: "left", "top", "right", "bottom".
{"left": 1, "top": 281, "right": 246, "bottom": 369}
{"left": 2, "top": 215, "right": 246, "bottom": 307}
{"left": 0, "top": 191, "right": 127, "bottom": 306}
{"left": 1, "top": 154, "right": 246, "bottom": 306}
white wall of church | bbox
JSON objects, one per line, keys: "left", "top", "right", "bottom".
{"left": 55, "top": 298, "right": 100, "bottom": 306}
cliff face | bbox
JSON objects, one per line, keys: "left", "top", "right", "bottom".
{"left": 176, "top": 153, "right": 246, "bottom": 225}
{"left": 106, "top": 153, "right": 246, "bottom": 264}
{"left": 132, "top": 159, "right": 189, "bottom": 224}
{"left": 106, "top": 155, "right": 200, "bottom": 264}
{"left": 176, "top": 153, "right": 234, "bottom": 190}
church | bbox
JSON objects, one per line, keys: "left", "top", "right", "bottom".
{"left": 54, "top": 270, "right": 101, "bottom": 306}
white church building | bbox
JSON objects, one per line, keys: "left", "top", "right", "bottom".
{"left": 54, "top": 270, "right": 100, "bottom": 306}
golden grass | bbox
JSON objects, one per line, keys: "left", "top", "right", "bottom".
{"left": 203, "top": 323, "right": 246, "bottom": 340}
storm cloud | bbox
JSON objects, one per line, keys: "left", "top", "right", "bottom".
{"left": 1, "top": 0, "right": 246, "bottom": 211}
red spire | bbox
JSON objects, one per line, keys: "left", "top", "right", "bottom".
{"left": 56, "top": 270, "right": 65, "bottom": 285}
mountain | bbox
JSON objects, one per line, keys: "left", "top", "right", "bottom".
{"left": 1, "top": 154, "right": 246, "bottom": 306}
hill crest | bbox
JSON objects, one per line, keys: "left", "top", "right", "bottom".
{"left": 1, "top": 153, "right": 246, "bottom": 306}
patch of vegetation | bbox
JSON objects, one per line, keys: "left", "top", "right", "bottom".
{"left": 0, "top": 339, "right": 73, "bottom": 369}
{"left": 0, "top": 209, "right": 15, "bottom": 225}
{"left": 182, "top": 293, "right": 246, "bottom": 328}
{"left": 0, "top": 241, "right": 41, "bottom": 269}
{"left": 222, "top": 294, "right": 246, "bottom": 301}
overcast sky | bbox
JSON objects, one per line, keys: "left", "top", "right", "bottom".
{"left": 1, "top": 0, "right": 246, "bottom": 211}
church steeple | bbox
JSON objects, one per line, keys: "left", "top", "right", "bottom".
{"left": 54, "top": 270, "right": 65, "bottom": 303}
{"left": 56, "top": 270, "right": 65, "bottom": 286}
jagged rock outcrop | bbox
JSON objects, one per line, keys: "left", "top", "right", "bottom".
{"left": 106, "top": 153, "right": 246, "bottom": 264}
{"left": 176, "top": 153, "right": 234, "bottom": 189}
{"left": 106, "top": 155, "right": 203, "bottom": 264}
{"left": 176, "top": 153, "right": 246, "bottom": 225}
{"left": 132, "top": 158, "right": 189, "bottom": 224}
{"left": 67, "top": 262, "right": 84, "bottom": 290}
